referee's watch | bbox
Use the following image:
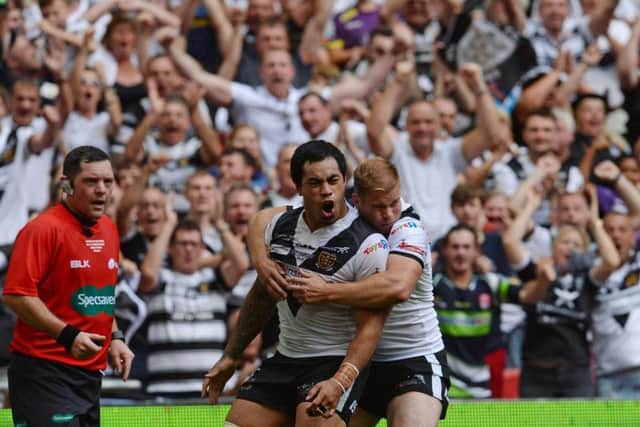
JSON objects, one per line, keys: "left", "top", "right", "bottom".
{"left": 111, "top": 330, "right": 125, "bottom": 342}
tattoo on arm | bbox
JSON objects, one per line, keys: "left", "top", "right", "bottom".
{"left": 225, "top": 280, "right": 277, "bottom": 359}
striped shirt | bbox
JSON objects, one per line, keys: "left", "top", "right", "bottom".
{"left": 145, "top": 268, "right": 226, "bottom": 396}
{"left": 524, "top": 18, "right": 592, "bottom": 67}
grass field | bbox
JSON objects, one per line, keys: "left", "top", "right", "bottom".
{"left": 2, "top": 400, "right": 640, "bottom": 426}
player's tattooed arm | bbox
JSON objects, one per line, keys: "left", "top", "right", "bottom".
{"left": 225, "top": 279, "right": 277, "bottom": 359}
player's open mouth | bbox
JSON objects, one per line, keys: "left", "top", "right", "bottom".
{"left": 321, "top": 201, "right": 335, "bottom": 219}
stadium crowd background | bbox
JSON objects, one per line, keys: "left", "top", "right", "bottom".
{"left": 1, "top": 0, "right": 640, "bottom": 408}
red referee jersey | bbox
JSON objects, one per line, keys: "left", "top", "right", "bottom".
{"left": 3, "top": 204, "right": 120, "bottom": 371}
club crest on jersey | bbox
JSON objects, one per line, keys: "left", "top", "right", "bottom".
{"left": 478, "top": 293, "right": 491, "bottom": 310}
{"left": 85, "top": 239, "right": 105, "bottom": 253}
{"left": 316, "top": 251, "right": 337, "bottom": 271}
{"left": 624, "top": 270, "right": 640, "bottom": 288}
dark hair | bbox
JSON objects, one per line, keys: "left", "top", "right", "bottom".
{"left": 222, "top": 146, "right": 258, "bottom": 171}
{"left": 368, "top": 26, "right": 393, "bottom": 42}
{"left": 170, "top": 219, "right": 203, "bottom": 244}
{"left": 442, "top": 223, "right": 478, "bottom": 248}
{"left": 146, "top": 53, "right": 175, "bottom": 73}
{"left": 10, "top": 78, "right": 40, "bottom": 96}
{"left": 38, "top": 0, "right": 56, "bottom": 8}
{"left": 258, "top": 16, "right": 287, "bottom": 32}
{"left": 104, "top": 14, "right": 135, "bottom": 48}
{"left": 616, "top": 155, "right": 638, "bottom": 167}
{"left": 290, "top": 140, "right": 346, "bottom": 187}
{"left": 223, "top": 182, "right": 258, "bottom": 212}
{"left": 62, "top": 146, "right": 110, "bottom": 184}
{"left": 524, "top": 107, "right": 556, "bottom": 126}
{"left": 298, "top": 91, "right": 329, "bottom": 107}
{"left": 450, "top": 183, "right": 484, "bottom": 207}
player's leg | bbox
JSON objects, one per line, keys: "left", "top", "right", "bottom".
{"left": 348, "top": 407, "right": 380, "bottom": 427}
{"left": 226, "top": 398, "right": 293, "bottom": 427}
{"left": 384, "top": 352, "right": 450, "bottom": 427}
{"left": 386, "top": 392, "right": 441, "bottom": 427}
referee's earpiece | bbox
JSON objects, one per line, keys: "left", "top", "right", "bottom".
{"left": 61, "top": 178, "right": 74, "bottom": 196}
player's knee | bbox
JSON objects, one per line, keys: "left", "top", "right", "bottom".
{"left": 223, "top": 422, "right": 240, "bottom": 427}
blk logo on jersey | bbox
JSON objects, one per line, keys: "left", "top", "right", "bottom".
{"left": 108, "top": 258, "right": 118, "bottom": 270}
{"left": 85, "top": 239, "right": 105, "bottom": 253}
{"left": 70, "top": 259, "right": 90, "bottom": 269}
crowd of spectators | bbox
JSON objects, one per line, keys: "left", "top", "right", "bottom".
{"left": 1, "top": 0, "right": 640, "bottom": 405}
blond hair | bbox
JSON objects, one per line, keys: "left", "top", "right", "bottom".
{"left": 354, "top": 157, "right": 399, "bottom": 196}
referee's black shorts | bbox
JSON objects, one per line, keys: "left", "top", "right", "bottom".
{"left": 8, "top": 352, "right": 102, "bottom": 427}
{"left": 359, "top": 350, "right": 450, "bottom": 419}
{"left": 237, "top": 352, "right": 369, "bottom": 423}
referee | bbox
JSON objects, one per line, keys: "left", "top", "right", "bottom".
{"left": 2, "top": 146, "right": 133, "bottom": 426}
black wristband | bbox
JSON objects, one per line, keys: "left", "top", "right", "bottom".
{"left": 111, "top": 330, "right": 125, "bottom": 342}
{"left": 56, "top": 324, "right": 81, "bottom": 352}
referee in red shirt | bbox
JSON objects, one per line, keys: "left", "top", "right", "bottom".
{"left": 2, "top": 146, "right": 133, "bottom": 426}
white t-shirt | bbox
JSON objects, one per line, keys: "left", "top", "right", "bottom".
{"left": 0, "top": 124, "right": 34, "bottom": 245}
{"left": 229, "top": 83, "right": 314, "bottom": 169}
{"left": 17, "top": 117, "right": 53, "bottom": 213}
{"left": 390, "top": 133, "right": 467, "bottom": 241}
{"left": 63, "top": 111, "right": 111, "bottom": 153}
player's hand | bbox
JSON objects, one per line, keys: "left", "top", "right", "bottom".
{"left": 254, "top": 256, "right": 288, "bottom": 301}
{"left": 287, "top": 271, "right": 331, "bottom": 304}
{"left": 202, "top": 355, "right": 238, "bottom": 405}
{"left": 70, "top": 332, "right": 105, "bottom": 360}
{"left": 304, "top": 379, "right": 343, "bottom": 419}
{"left": 109, "top": 339, "right": 135, "bottom": 381}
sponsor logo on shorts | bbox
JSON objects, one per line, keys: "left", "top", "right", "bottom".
{"left": 363, "top": 239, "right": 389, "bottom": 255}
{"left": 51, "top": 413, "right": 75, "bottom": 423}
{"left": 71, "top": 285, "right": 116, "bottom": 315}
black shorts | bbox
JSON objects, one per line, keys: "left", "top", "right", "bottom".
{"left": 359, "top": 350, "right": 450, "bottom": 419}
{"left": 8, "top": 352, "right": 102, "bottom": 427}
{"left": 236, "top": 352, "right": 369, "bottom": 423}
